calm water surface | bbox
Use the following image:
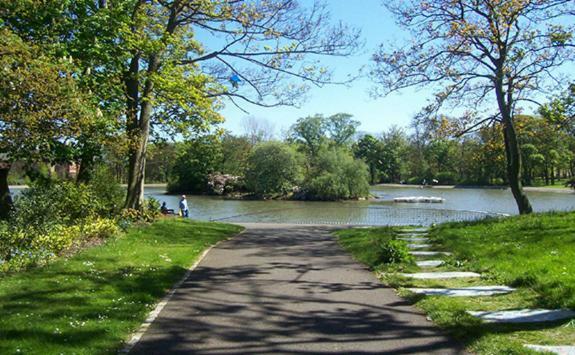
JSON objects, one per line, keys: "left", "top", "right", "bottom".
{"left": 145, "top": 186, "right": 575, "bottom": 225}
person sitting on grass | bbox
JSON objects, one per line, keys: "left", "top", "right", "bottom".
{"left": 161, "top": 202, "right": 175, "bottom": 215}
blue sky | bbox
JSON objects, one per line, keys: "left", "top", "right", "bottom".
{"left": 209, "top": 0, "right": 572, "bottom": 137}
{"left": 211, "top": 0, "right": 431, "bottom": 137}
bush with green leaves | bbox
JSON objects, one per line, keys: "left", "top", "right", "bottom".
{"left": 245, "top": 141, "right": 302, "bottom": 196}
{"left": 11, "top": 181, "right": 100, "bottom": 233}
{"left": 0, "top": 172, "right": 128, "bottom": 270}
{"left": 376, "top": 239, "right": 413, "bottom": 264}
{"left": 0, "top": 217, "right": 120, "bottom": 271}
{"left": 88, "top": 167, "right": 126, "bottom": 216}
{"left": 303, "top": 147, "right": 370, "bottom": 200}
{"left": 168, "top": 135, "right": 223, "bottom": 194}
{"left": 119, "top": 197, "right": 162, "bottom": 226}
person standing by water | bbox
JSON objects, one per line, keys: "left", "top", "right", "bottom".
{"left": 179, "top": 195, "right": 189, "bottom": 218}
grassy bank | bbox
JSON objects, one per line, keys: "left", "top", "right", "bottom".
{"left": 334, "top": 212, "right": 575, "bottom": 354}
{"left": 0, "top": 219, "right": 243, "bottom": 354}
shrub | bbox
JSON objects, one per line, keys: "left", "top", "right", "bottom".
{"left": 0, "top": 173, "right": 126, "bottom": 271}
{"left": 119, "top": 198, "right": 161, "bottom": 225}
{"left": 376, "top": 239, "right": 413, "bottom": 264}
{"left": 245, "top": 142, "right": 302, "bottom": 195}
{"left": 1, "top": 217, "right": 119, "bottom": 271}
{"left": 302, "top": 148, "right": 370, "bottom": 200}
{"left": 88, "top": 167, "right": 125, "bottom": 217}
{"left": 168, "top": 135, "right": 223, "bottom": 194}
{"left": 11, "top": 181, "right": 98, "bottom": 233}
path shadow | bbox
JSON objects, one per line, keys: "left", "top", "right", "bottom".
{"left": 131, "top": 225, "right": 467, "bottom": 354}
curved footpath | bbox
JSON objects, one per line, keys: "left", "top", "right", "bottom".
{"left": 130, "top": 223, "right": 465, "bottom": 354}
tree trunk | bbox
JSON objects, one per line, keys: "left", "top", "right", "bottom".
{"left": 124, "top": 54, "right": 142, "bottom": 209}
{"left": 0, "top": 163, "right": 12, "bottom": 220}
{"left": 502, "top": 118, "right": 533, "bottom": 214}
{"left": 125, "top": 131, "right": 148, "bottom": 210}
{"left": 124, "top": 54, "right": 160, "bottom": 210}
{"left": 494, "top": 65, "right": 533, "bottom": 214}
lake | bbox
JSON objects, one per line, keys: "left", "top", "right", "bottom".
{"left": 9, "top": 185, "right": 574, "bottom": 225}
{"left": 143, "top": 185, "right": 575, "bottom": 225}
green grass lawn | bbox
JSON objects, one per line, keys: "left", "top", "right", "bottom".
{"left": 0, "top": 219, "right": 243, "bottom": 354}
{"left": 334, "top": 213, "right": 575, "bottom": 354}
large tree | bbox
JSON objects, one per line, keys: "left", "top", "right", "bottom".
{"left": 0, "top": 28, "right": 93, "bottom": 218}
{"left": 372, "top": 0, "right": 574, "bottom": 214}
{"left": 2, "top": 0, "right": 360, "bottom": 210}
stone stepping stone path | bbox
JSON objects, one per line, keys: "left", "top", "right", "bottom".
{"left": 398, "top": 237, "right": 429, "bottom": 242}
{"left": 467, "top": 309, "right": 575, "bottom": 324}
{"left": 401, "top": 271, "right": 481, "bottom": 279}
{"left": 407, "top": 243, "right": 432, "bottom": 249}
{"left": 416, "top": 260, "right": 444, "bottom": 268}
{"left": 524, "top": 345, "right": 575, "bottom": 354}
{"left": 410, "top": 251, "right": 451, "bottom": 256}
{"left": 407, "top": 286, "right": 515, "bottom": 297}
{"left": 393, "top": 226, "right": 575, "bottom": 350}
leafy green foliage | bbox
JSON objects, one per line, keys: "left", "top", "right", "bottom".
{"left": 289, "top": 113, "right": 360, "bottom": 156}
{"left": 289, "top": 114, "right": 327, "bottom": 156}
{"left": 119, "top": 198, "right": 161, "bottom": 225}
{"left": 376, "top": 239, "right": 413, "bottom": 264}
{"left": 353, "top": 134, "right": 385, "bottom": 184}
{"left": 245, "top": 142, "right": 302, "bottom": 196}
{"left": 541, "top": 83, "right": 575, "bottom": 137}
{"left": 303, "top": 148, "right": 370, "bottom": 200}
{"left": 0, "top": 172, "right": 127, "bottom": 270}
{"left": 0, "top": 27, "right": 95, "bottom": 163}
{"left": 12, "top": 182, "right": 109, "bottom": 233}
{"left": 168, "top": 135, "right": 223, "bottom": 194}
{"left": 221, "top": 134, "right": 253, "bottom": 176}
{"left": 335, "top": 226, "right": 417, "bottom": 271}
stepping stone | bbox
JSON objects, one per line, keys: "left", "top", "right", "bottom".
{"left": 397, "top": 231, "right": 428, "bottom": 235}
{"left": 407, "top": 286, "right": 515, "bottom": 297}
{"left": 407, "top": 243, "right": 432, "bottom": 249}
{"left": 410, "top": 251, "right": 451, "bottom": 256}
{"left": 402, "top": 227, "right": 428, "bottom": 232}
{"left": 416, "top": 260, "right": 444, "bottom": 268}
{"left": 400, "top": 272, "right": 481, "bottom": 279}
{"left": 398, "top": 237, "right": 429, "bottom": 242}
{"left": 524, "top": 345, "right": 575, "bottom": 354}
{"left": 468, "top": 309, "right": 575, "bottom": 324}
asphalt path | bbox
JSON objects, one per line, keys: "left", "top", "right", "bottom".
{"left": 131, "top": 223, "right": 465, "bottom": 354}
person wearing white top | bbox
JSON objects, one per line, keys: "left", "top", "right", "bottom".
{"left": 179, "top": 195, "right": 189, "bottom": 218}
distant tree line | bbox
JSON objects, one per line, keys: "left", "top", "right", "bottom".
{"left": 125, "top": 111, "right": 575, "bottom": 201}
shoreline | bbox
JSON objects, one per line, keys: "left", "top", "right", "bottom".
{"left": 9, "top": 183, "right": 169, "bottom": 189}
{"left": 375, "top": 183, "right": 575, "bottom": 194}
